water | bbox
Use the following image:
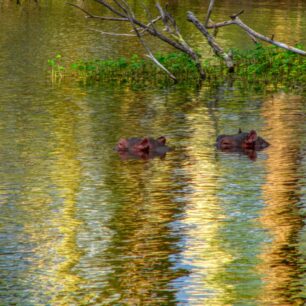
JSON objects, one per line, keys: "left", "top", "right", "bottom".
{"left": 0, "top": 1, "right": 306, "bottom": 305}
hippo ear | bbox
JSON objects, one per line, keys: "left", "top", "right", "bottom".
{"left": 157, "top": 136, "right": 166, "bottom": 145}
{"left": 246, "top": 130, "right": 257, "bottom": 143}
{"left": 117, "top": 138, "right": 128, "bottom": 151}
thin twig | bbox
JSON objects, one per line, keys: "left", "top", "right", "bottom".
{"left": 230, "top": 10, "right": 244, "bottom": 19}
{"left": 66, "top": 2, "right": 128, "bottom": 21}
{"left": 205, "top": 0, "right": 215, "bottom": 27}
{"left": 187, "top": 11, "right": 234, "bottom": 71}
{"left": 113, "top": 0, "right": 129, "bottom": 15}
{"left": 89, "top": 28, "right": 137, "bottom": 37}
{"left": 207, "top": 20, "right": 235, "bottom": 28}
{"left": 156, "top": 2, "right": 171, "bottom": 32}
{"left": 121, "top": 0, "right": 178, "bottom": 82}
{"left": 81, "top": 0, "right": 196, "bottom": 57}
{"left": 131, "top": 16, "right": 161, "bottom": 34}
{"left": 93, "top": 0, "right": 127, "bottom": 18}
{"left": 70, "top": 0, "right": 205, "bottom": 79}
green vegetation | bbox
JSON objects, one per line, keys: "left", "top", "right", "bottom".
{"left": 70, "top": 53, "right": 199, "bottom": 85}
{"left": 233, "top": 44, "right": 306, "bottom": 83}
{"left": 48, "top": 54, "right": 65, "bottom": 82}
{"left": 48, "top": 44, "right": 306, "bottom": 88}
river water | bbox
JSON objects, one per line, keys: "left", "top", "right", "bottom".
{"left": 0, "top": 1, "right": 306, "bottom": 305}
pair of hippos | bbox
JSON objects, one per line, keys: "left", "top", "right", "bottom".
{"left": 116, "top": 129, "right": 270, "bottom": 160}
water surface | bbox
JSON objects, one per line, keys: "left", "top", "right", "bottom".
{"left": 0, "top": 1, "right": 306, "bottom": 305}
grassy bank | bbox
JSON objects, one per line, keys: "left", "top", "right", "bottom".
{"left": 48, "top": 44, "right": 306, "bottom": 88}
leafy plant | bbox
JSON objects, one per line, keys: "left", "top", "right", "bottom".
{"left": 47, "top": 45, "right": 306, "bottom": 88}
{"left": 47, "top": 54, "right": 65, "bottom": 82}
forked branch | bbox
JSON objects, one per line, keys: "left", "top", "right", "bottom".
{"left": 205, "top": 4, "right": 306, "bottom": 56}
{"left": 187, "top": 11, "right": 234, "bottom": 72}
{"left": 68, "top": 0, "right": 206, "bottom": 80}
{"left": 68, "top": 0, "right": 306, "bottom": 83}
{"left": 118, "top": 0, "right": 178, "bottom": 81}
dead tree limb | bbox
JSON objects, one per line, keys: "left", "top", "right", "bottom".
{"left": 131, "top": 16, "right": 162, "bottom": 34}
{"left": 93, "top": 0, "right": 126, "bottom": 18}
{"left": 119, "top": 0, "right": 178, "bottom": 82}
{"left": 207, "top": 13, "right": 306, "bottom": 56}
{"left": 67, "top": 3, "right": 128, "bottom": 21}
{"left": 230, "top": 10, "right": 244, "bottom": 19}
{"left": 155, "top": 3, "right": 206, "bottom": 78}
{"left": 156, "top": 2, "right": 178, "bottom": 34}
{"left": 69, "top": 0, "right": 206, "bottom": 80}
{"left": 68, "top": 0, "right": 306, "bottom": 83}
{"left": 187, "top": 11, "right": 234, "bottom": 72}
{"left": 204, "top": 0, "right": 215, "bottom": 27}
{"left": 89, "top": 28, "right": 138, "bottom": 37}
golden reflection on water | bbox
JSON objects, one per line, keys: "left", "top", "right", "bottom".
{"left": 47, "top": 100, "right": 83, "bottom": 305}
{"left": 95, "top": 158, "right": 185, "bottom": 304}
{"left": 259, "top": 93, "right": 304, "bottom": 305}
{"left": 23, "top": 95, "right": 95, "bottom": 305}
{"left": 1, "top": 0, "right": 306, "bottom": 304}
{"left": 1, "top": 86, "right": 305, "bottom": 305}
{"left": 176, "top": 105, "right": 233, "bottom": 304}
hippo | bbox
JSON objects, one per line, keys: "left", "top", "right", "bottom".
{"left": 216, "top": 129, "right": 269, "bottom": 160}
{"left": 116, "top": 136, "right": 171, "bottom": 159}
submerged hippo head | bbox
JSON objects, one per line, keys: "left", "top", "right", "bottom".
{"left": 216, "top": 129, "right": 269, "bottom": 160}
{"left": 116, "top": 136, "right": 170, "bottom": 159}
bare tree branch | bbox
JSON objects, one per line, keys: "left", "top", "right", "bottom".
{"left": 131, "top": 16, "right": 162, "bottom": 34}
{"left": 156, "top": 2, "right": 178, "bottom": 34}
{"left": 118, "top": 0, "right": 178, "bottom": 82}
{"left": 233, "top": 16, "right": 306, "bottom": 55}
{"left": 187, "top": 11, "right": 234, "bottom": 71}
{"left": 93, "top": 0, "right": 127, "bottom": 18}
{"left": 207, "top": 20, "right": 235, "bottom": 28}
{"left": 89, "top": 28, "right": 138, "bottom": 37}
{"left": 113, "top": 0, "right": 128, "bottom": 14}
{"left": 71, "top": 0, "right": 206, "bottom": 79}
{"left": 154, "top": 3, "right": 206, "bottom": 78}
{"left": 205, "top": 0, "right": 215, "bottom": 27}
{"left": 93, "top": 0, "right": 192, "bottom": 55}
{"left": 230, "top": 10, "right": 244, "bottom": 19}
{"left": 247, "top": 32, "right": 259, "bottom": 44}
{"left": 207, "top": 13, "right": 306, "bottom": 55}
{"left": 68, "top": 0, "right": 306, "bottom": 83}
{"left": 66, "top": 2, "right": 128, "bottom": 21}
{"left": 130, "top": 4, "right": 161, "bottom": 35}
